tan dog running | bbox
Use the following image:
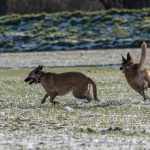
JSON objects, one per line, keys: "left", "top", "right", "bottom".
{"left": 25, "top": 66, "right": 99, "bottom": 104}
{"left": 120, "top": 42, "right": 150, "bottom": 101}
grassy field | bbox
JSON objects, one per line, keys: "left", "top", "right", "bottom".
{"left": 0, "top": 50, "right": 150, "bottom": 149}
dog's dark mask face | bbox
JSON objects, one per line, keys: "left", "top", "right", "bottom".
{"left": 120, "top": 52, "right": 133, "bottom": 73}
{"left": 24, "top": 65, "right": 43, "bottom": 85}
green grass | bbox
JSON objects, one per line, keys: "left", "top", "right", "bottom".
{"left": 0, "top": 49, "right": 150, "bottom": 149}
{"left": 0, "top": 66, "right": 150, "bottom": 149}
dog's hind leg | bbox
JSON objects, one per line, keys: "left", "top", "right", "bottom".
{"left": 84, "top": 88, "right": 93, "bottom": 103}
{"left": 74, "top": 95, "right": 92, "bottom": 103}
{"left": 73, "top": 84, "right": 92, "bottom": 103}
{"left": 41, "top": 94, "right": 49, "bottom": 104}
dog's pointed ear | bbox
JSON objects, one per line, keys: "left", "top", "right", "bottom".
{"left": 127, "top": 52, "right": 132, "bottom": 61}
{"left": 39, "top": 65, "right": 43, "bottom": 70}
{"left": 34, "top": 67, "right": 39, "bottom": 74}
{"left": 34, "top": 68, "right": 39, "bottom": 74}
{"left": 34, "top": 65, "right": 42, "bottom": 74}
{"left": 122, "top": 55, "right": 126, "bottom": 62}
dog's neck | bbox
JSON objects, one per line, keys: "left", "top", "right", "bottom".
{"left": 38, "top": 71, "right": 45, "bottom": 83}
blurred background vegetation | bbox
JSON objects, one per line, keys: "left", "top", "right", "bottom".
{"left": 0, "top": 0, "right": 150, "bottom": 15}
{"left": 0, "top": 0, "right": 150, "bottom": 52}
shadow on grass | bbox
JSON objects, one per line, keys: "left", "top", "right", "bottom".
{"left": 2, "top": 100, "right": 124, "bottom": 110}
{"left": 16, "top": 102, "right": 62, "bottom": 109}
{"left": 10, "top": 100, "right": 150, "bottom": 110}
{"left": 62, "top": 100, "right": 126, "bottom": 110}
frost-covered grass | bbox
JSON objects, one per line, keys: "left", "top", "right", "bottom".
{"left": 0, "top": 68, "right": 150, "bottom": 150}
{"left": 0, "top": 51, "right": 150, "bottom": 149}
{"left": 1, "top": 48, "right": 150, "bottom": 69}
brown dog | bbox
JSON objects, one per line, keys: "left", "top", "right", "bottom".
{"left": 25, "top": 66, "right": 99, "bottom": 104}
{"left": 120, "top": 42, "right": 150, "bottom": 101}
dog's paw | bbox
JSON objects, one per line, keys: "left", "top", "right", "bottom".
{"left": 41, "top": 101, "right": 45, "bottom": 104}
{"left": 52, "top": 101, "right": 60, "bottom": 105}
{"left": 95, "top": 98, "right": 100, "bottom": 101}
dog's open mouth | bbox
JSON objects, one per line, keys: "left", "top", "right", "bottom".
{"left": 28, "top": 78, "right": 36, "bottom": 84}
{"left": 24, "top": 76, "right": 36, "bottom": 85}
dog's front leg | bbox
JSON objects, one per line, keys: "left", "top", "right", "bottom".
{"left": 139, "top": 89, "right": 150, "bottom": 101}
{"left": 49, "top": 93, "right": 59, "bottom": 105}
{"left": 41, "top": 94, "right": 49, "bottom": 104}
{"left": 139, "top": 84, "right": 150, "bottom": 101}
{"left": 142, "top": 93, "right": 150, "bottom": 101}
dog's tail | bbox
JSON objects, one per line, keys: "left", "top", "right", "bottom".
{"left": 87, "top": 78, "right": 99, "bottom": 101}
{"left": 139, "top": 42, "right": 147, "bottom": 70}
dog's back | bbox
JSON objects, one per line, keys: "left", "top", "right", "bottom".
{"left": 41, "top": 71, "right": 97, "bottom": 97}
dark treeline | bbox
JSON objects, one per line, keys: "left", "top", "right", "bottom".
{"left": 0, "top": 0, "right": 150, "bottom": 15}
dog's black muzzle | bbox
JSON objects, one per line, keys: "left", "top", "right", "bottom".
{"left": 24, "top": 76, "right": 37, "bottom": 85}
{"left": 120, "top": 66, "right": 123, "bottom": 70}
